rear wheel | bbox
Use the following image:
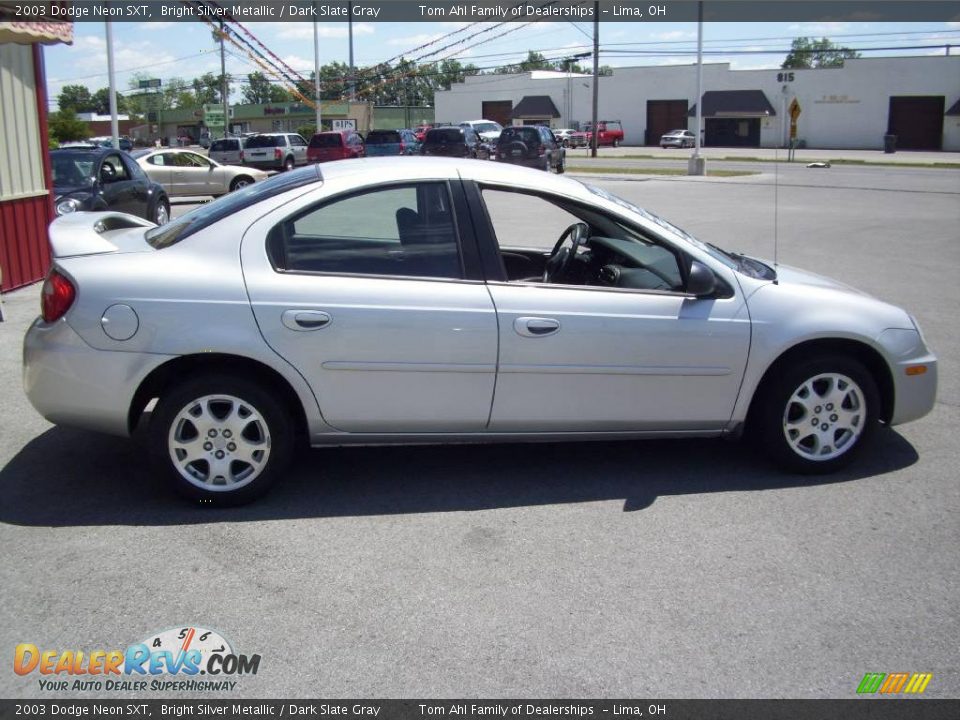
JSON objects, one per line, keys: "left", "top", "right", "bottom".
{"left": 149, "top": 374, "right": 295, "bottom": 505}
{"left": 283, "top": 156, "right": 295, "bottom": 171}
{"left": 612, "top": 139, "right": 620, "bottom": 148}
{"left": 230, "top": 175, "right": 254, "bottom": 192}
{"left": 754, "top": 354, "right": 880, "bottom": 474}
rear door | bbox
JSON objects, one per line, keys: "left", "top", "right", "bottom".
{"left": 289, "top": 135, "right": 309, "bottom": 164}
{"left": 241, "top": 179, "right": 498, "bottom": 433}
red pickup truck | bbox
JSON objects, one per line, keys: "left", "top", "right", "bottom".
{"left": 582, "top": 120, "right": 625, "bottom": 147}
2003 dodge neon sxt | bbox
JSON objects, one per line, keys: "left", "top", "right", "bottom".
{"left": 23, "top": 158, "right": 937, "bottom": 504}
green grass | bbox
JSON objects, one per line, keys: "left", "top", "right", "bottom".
{"left": 613, "top": 154, "right": 960, "bottom": 169}
{"left": 566, "top": 166, "right": 759, "bottom": 177}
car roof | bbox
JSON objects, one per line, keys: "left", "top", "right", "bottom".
{"left": 52, "top": 146, "right": 121, "bottom": 158}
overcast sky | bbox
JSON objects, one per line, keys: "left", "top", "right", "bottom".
{"left": 43, "top": 20, "right": 960, "bottom": 108}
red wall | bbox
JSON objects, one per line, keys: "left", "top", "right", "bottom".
{"left": 0, "top": 44, "right": 54, "bottom": 293}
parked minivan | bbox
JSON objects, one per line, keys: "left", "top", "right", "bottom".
{"left": 365, "top": 129, "right": 419, "bottom": 156}
{"left": 307, "top": 130, "right": 365, "bottom": 162}
{"left": 209, "top": 137, "right": 246, "bottom": 166}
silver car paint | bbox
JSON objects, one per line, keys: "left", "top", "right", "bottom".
{"left": 23, "top": 157, "right": 937, "bottom": 448}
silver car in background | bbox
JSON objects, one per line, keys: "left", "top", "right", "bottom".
{"left": 208, "top": 137, "right": 246, "bottom": 166}
{"left": 132, "top": 148, "right": 267, "bottom": 197}
{"left": 23, "top": 158, "right": 937, "bottom": 505}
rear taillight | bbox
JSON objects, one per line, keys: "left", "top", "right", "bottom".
{"left": 239, "top": 150, "right": 244, "bottom": 161}
{"left": 275, "top": 148, "right": 282, "bottom": 160}
{"left": 537, "top": 144, "right": 545, "bottom": 157}
{"left": 399, "top": 142, "right": 406, "bottom": 154}
{"left": 41, "top": 270, "right": 76, "bottom": 323}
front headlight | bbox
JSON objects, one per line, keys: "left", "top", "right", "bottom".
{"left": 55, "top": 197, "right": 80, "bottom": 216}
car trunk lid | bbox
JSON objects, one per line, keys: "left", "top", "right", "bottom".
{"left": 49, "top": 211, "right": 156, "bottom": 258}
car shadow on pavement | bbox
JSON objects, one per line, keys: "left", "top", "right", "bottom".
{"left": 0, "top": 425, "right": 919, "bottom": 527}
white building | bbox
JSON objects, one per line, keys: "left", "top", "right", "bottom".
{"left": 436, "top": 56, "right": 960, "bottom": 151}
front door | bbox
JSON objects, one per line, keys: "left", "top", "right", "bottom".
{"left": 241, "top": 180, "right": 498, "bottom": 433}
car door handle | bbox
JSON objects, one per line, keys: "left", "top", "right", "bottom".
{"left": 514, "top": 317, "right": 560, "bottom": 337}
{"left": 282, "top": 310, "right": 331, "bottom": 331}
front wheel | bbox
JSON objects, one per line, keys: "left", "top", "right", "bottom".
{"left": 230, "top": 175, "right": 254, "bottom": 192}
{"left": 149, "top": 374, "right": 295, "bottom": 505}
{"left": 754, "top": 355, "right": 880, "bottom": 474}
{"left": 153, "top": 197, "right": 170, "bottom": 225}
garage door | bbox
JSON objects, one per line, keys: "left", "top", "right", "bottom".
{"left": 646, "top": 100, "right": 688, "bottom": 145}
{"left": 888, "top": 96, "right": 944, "bottom": 150}
{"left": 482, "top": 101, "right": 513, "bottom": 128}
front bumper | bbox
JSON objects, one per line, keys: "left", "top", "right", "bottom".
{"left": 23, "top": 317, "right": 173, "bottom": 437}
{"left": 876, "top": 328, "right": 938, "bottom": 426}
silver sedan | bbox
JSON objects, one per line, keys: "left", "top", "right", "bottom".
{"left": 131, "top": 148, "right": 267, "bottom": 198}
{"left": 23, "top": 158, "right": 937, "bottom": 505}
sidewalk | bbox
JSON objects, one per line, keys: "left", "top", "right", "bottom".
{"left": 563, "top": 145, "right": 960, "bottom": 166}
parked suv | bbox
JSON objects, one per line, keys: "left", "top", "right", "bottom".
{"left": 241, "top": 133, "right": 308, "bottom": 171}
{"left": 495, "top": 125, "right": 565, "bottom": 173}
{"left": 365, "top": 129, "right": 419, "bottom": 156}
{"left": 421, "top": 126, "right": 482, "bottom": 158}
{"left": 307, "top": 130, "right": 365, "bottom": 162}
{"left": 209, "top": 137, "right": 246, "bottom": 165}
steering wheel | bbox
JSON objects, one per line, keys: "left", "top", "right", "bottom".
{"left": 543, "top": 222, "right": 590, "bottom": 283}
{"left": 99, "top": 162, "right": 117, "bottom": 182}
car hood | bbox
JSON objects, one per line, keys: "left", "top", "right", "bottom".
{"left": 767, "top": 262, "right": 871, "bottom": 297}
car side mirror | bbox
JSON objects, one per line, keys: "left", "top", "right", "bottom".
{"left": 687, "top": 260, "right": 717, "bottom": 297}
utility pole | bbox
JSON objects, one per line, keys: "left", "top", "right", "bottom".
{"left": 688, "top": 1, "right": 706, "bottom": 175}
{"left": 590, "top": 0, "right": 599, "bottom": 158}
{"left": 219, "top": 21, "right": 229, "bottom": 137}
{"left": 105, "top": 21, "right": 119, "bottom": 149}
{"left": 348, "top": 1, "right": 355, "bottom": 100}
{"left": 314, "top": 1, "right": 322, "bottom": 131}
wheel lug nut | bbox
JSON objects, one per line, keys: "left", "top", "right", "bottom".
{"left": 208, "top": 429, "right": 217, "bottom": 437}
{"left": 815, "top": 406, "right": 822, "bottom": 413}
{"left": 821, "top": 424, "right": 829, "bottom": 431}
{"left": 826, "top": 403, "right": 834, "bottom": 411}
{"left": 223, "top": 430, "right": 232, "bottom": 438}
{"left": 811, "top": 418, "right": 819, "bottom": 426}
{"left": 830, "top": 414, "right": 838, "bottom": 422}
{"left": 227, "top": 442, "right": 236, "bottom": 452}
{"left": 203, "top": 442, "right": 213, "bottom": 451}
{"left": 215, "top": 450, "right": 225, "bottom": 459}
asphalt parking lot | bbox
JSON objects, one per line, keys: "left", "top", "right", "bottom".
{"left": 1, "top": 164, "right": 957, "bottom": 699}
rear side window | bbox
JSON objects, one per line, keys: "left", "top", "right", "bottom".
{"left": 310, "top": 134, "right": 343, "bottom": 148}
{"left": 245, "top": 135, "right": 284, "bottom": 148}
{"left": 425, "top": 129, "right": 463, "bottom": 144}
{"left": 268, "top": 182, "right": 462, "bottom": 280}
{"left": 367, "top": 131, "right": 401, "bottom": 144}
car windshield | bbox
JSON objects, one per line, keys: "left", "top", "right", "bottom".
{"left": 367, "top": 131, "right": 401, "bottom": 144}
{"left": 309, "top": 134, "right": 342, "bottom": 148}
{"left": 245, "top": 135, "right": 284, "bottom": 148}
{"left": 145, "top": 165, "right": 322, "bottom": 249}
{"left": 583, "top": 182, "right": 741, "bottom": 271}
{"left": 50, "top": 151, "right": 98, "bottom": 187}
{"left": 426, "top": 129, "right": 463, "bottom": 144}
{"left": 668, "top": 129, "right": 688, "bottom": 135}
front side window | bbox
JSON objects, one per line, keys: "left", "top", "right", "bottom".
{"left": 269, "top": 182, "right": 463, "bottom": 280}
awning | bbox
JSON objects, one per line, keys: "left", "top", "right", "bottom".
{"left": 511, "top": 95, "right": 561, "bottom": 119}
{"left": 0, "top": 21, "right": 73, "bottom": 45}
{"left": 946, "top": 99, "right": 960, "bottom": 116}
{"left": 688, "top": 90, "right": 776, "bottom": 118}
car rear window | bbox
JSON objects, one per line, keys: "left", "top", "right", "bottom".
{"left": 425, "top": 129, "right": 463, "bottom": 144}
{"left": 245, "top": 135, "right": 284, "bottom": 148}
{"left": 366, "top": 131, "right": 402, "bottom": 144}
{"left": 499, "top": 127, "right": 539, "bottom": 144}
{"left": 145, "top": 164, "right": 322, "bottom": 249}
{"left": 309, "top": 133, "right": 343, "bottom": 148}
{"left": 210, "top": 139, "right": 239, "bottom": 151}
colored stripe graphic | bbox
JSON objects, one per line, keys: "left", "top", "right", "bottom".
{"left": 904, "top": 673, "right": 933, "bottom": 694}
{"left": 880, "top": 672, "right": 910, "bottom": 693}
{"left": 857, "top": 673, "right": 885, "bottom": 694}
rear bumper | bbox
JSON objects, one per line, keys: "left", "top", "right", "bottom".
{"left": 23, "top": 317, "right": 173, "bottom": 437}
{"left": 497, "top": 156, "right": 547, "bottom": 169}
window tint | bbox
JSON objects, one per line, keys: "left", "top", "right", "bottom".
{"left": 270, "top": 182, "right": 462, "bottom": 280}
{"left": 425, "top": 129, "right": 463, "bottom": 144}
{"left": 310, "top": 133, "right": 343, "bottom": 148}
{"left": 245, "top": 135, "right": 284, "bottom": 148}
{"left": 210, "top": 139, "right": 238, "bottom": 151}
{"left": 101, "top": 154, "right": 129, "bottom": 181}
{"left": 367, "top": 130, "right": 402, "bottom": 144}
{"left": 498, "top": 127, "right": 539, "bottom": 145}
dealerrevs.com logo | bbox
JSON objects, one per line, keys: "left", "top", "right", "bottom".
{"left": 14, "top": 626, "right": 261, "bottom": 692}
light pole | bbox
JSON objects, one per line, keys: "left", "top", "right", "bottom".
{"left": 105, "top": 21, "right": 119, "bottom": 149}
{"left": 688, "top": 1, "right": 706, "bottom": 176}
{"left": 219, "top": 21, "right": 229, "bottom": 137}
{"left": 314, "top": 2, "right": 322, "bottom": 131}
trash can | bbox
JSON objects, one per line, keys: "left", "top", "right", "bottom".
{"left": 883, "top": 134, "right": 897, "bottom": 154}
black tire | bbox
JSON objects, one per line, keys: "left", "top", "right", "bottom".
{"left": 753, "top": 354, "right": 880, "bottom": 474}
{"left": 229, "top": 175, "right": 254, "bottom": 192}
{"left": 153, "top": 196, "right": 170, "bottom": 225}
{"left": 556, "top": 156, "right": 565, "bottom": 174}
{"left": 283, "top": 156, "right": 295, "bottom": 171}
{"left": 612, "top": 139, "right": 619, "bottom": 148}
{"left": 149, "top": 374, "right": 295, "bottom": 505}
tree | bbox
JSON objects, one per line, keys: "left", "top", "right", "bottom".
{"left": 48, "top": 109, "right": 90, "bottom": 143}
{"left": 192, "top": 72, "right": 231, "bottom": 105}
{"left": 91, "top": 88, "right": 131, "bottom": 116}
{"left": 495, "top": 51, "right": 555, "bottom": 75}
{"left": 241, "top": 72, "right": 290, "bottom": 105}
{"left": 57, "top": 84, "right": 95, "bottom": 112}
{"left": 163, "top": 77, "right": 196, "bottom": 109}
{"left": 782, "top": 37, "right": 860, "bottom": 69}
